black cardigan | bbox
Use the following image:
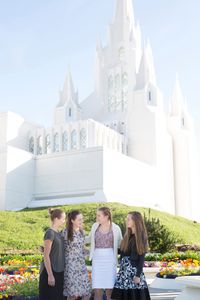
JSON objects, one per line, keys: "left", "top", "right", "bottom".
{"left": 120, "top": 234, "right": 145, "bottom": 277}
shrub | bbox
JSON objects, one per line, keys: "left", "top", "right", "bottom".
{"left": 117, "top": 209, "right": 180, "bottom": 254}
{"left": 143, "top": 209, "right": 179, "bottom": 253}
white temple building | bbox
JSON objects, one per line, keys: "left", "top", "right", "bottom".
{"left": 0, "top": 0, "right": 199, "bottom": 221}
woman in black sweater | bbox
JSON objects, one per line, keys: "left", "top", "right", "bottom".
{"left": 111, "top": 211, "right": 151, "bottom": 300}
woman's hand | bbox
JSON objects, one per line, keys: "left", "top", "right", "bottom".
{"left": 39, "top": 245, "right": 44, "bottom": 253}
{"left": 48, "top": 274, "right": 55, "bottom": 286}
{"left": 133, "top": 276, "right": 140, "bottom": 285}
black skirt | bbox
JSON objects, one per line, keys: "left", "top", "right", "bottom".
{"left": 111, "top": 256, "right": 151, "bottom": 300}
{"left": 39, "top": 267, "right": 64, "bottom": 300}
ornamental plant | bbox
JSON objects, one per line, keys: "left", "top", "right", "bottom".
{"left": 9, "top": 276, "right": 39, "bottom": 297}
{"left": 158, "top": 258, "right": 200, "bottom": 278}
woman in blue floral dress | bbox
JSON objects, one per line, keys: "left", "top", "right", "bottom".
{"left": 63, "top": 210, "right": 91, "bottom": 300}
{"left": 111, "top": 211, "right": 151, "bottom": 300}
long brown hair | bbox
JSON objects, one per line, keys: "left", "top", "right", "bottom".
{"left": 97, "top": 206, "right": 112, "bottom": 222}
{"left": 66, "top": 210, "right": 83, "bottom": 241}
{"left": 121, "top": 211, "right": 148, "bottom": 255}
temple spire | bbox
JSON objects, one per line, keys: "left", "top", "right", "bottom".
{"left": 136, "top": 40, "right": 156, "bottom": 89}
{"left": 114, "top": 0, "right": 134, "bottom": 27}
{"left": 57, "top": 68, "right": 78, "bottom": 107}
{"left": 111, "top": 0, "right": 135, "bottom": 43}
{"left": 170, "top": 76, "right": 184, "bottom": 116}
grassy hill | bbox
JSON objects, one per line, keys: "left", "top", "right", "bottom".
{"left": 0, "top": 202, "right": 199, "bottom": 253}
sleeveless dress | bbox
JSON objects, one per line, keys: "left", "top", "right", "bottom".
{"left": 63, "top": 229, "right": 91, "bottom": 298}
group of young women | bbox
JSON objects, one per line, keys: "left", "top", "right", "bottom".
{"left": 39, "top": 206, "right": 151, "bottom": 300}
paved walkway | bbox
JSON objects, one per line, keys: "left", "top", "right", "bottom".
{"left": 148, "top": 277, "right": 181, "bottom": 300}
{"left": 150, "top": 288, "right": 180, "bottom": 300}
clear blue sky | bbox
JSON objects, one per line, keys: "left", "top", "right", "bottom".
{"left": 0, "top": 0, "right": 199, "bottom": 146}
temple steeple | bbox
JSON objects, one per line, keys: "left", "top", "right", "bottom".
{"left": 114, "top": 0, "right": 135, "bottom": 28}
{"left": 109, "top": 0, "right": 136, "bottom": 44}
{"left": 170, "top": 76, "right": 184, "bottom": 116}
{"left": 57, "top": 69, "right": 78, "bottom": 108}
{"left": 136, "top": 40, "right": 156, "bottom": 89}
{"left": 54, "top": 68, "right": 81, "bottom": 125}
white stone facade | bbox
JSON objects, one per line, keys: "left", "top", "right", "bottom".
{"left": 28, "top": 119, "right": 127, "bottom": 156}
{"left": 0, "top": 0, "right": 199, "bottom": 221}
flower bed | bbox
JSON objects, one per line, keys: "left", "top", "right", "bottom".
{"left": 157, "top": 258, "right": 200, "bottom": 278}
{"left": 0, "top": 273, "right": 39, "bottom": 299}
{"left": 0, "top": 256, "right": 42, "bottom": 266}
{"left": 1, "top": 253, "right": 200, "bottom": 297}
{"left": 0, "top": 257, "right": 39, "bottom": 299}
{"left": 150, "top": 257, "right": 200, "bottom": 290}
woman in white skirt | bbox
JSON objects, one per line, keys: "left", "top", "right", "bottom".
{"left": 88, "top": 207, "right": 122, "bottom": 300}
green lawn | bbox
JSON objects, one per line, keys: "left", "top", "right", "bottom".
{"left": 0, "top": 202, "right": 199, "bottom": 253}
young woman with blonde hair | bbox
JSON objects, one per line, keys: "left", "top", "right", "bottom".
{"left": 88, "top": 207, "right": 122, "bottom": 300}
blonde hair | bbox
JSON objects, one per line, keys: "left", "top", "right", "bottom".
{"left": 121, "top": 211, "right": 148, "bottom": 255}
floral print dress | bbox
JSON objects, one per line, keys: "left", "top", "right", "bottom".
{"left": 111, "top": 234, "right": 151, "bottom": 300}
{"left": 63, "top": 229, "right": 91, "bottom": 298}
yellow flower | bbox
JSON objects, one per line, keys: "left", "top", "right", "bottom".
{"left": 167, "top": 262, "right": 175, "bottom": 267}
{"left": 31, "top": 268, "right": 39, "bottom": 274}
{"left": 193, "top": 260, "right": 199, "bottom": 266}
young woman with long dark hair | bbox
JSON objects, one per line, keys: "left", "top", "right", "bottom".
{"left": 111, "top": 211, "right": 151, "bottom": 300}
{"left": 63, "top": 210, "right": 91, "bottom": 300}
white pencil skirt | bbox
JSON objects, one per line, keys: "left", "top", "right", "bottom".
{"left": 92, "top": 248, "right": 117, "bottom": 289}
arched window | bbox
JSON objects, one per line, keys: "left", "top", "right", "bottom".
{"left": 121, "top": 142, "right": 124, "bottom": 153}
{"left": 122, "top": 72, "right": 128, "bottom": 110}
{"left": 108, "top": 75, "right": 114, "bottom": 112}
{"left": 80, "top": 128, "right": 87, "bottom": 149}
{"left": 62, "top": 131, "right": 68, "bottom": 151}
{"left": 53, "top": 133, "right": 59, "bottom": 152}
{"left": 37, "top": 136, "right": 42, "bottom": 155}
{"left": 44, "top": 134, "right": 51, "bottom": 154}
{"left": 148, "top": 91, "right": 152, "bottom": 102}
{"left": 29, "top": 137, "right": 34, "bottom": 154}
{"left": 119, "top": 122, "right": 125, "bottom": 135}
{"left": 115, "top": 74, "right": 121, "bottom": 111}
{"left": 71, "top": 130, "right": 77, "bottom": 150}
{"left": 119, "top": 47, "right": 125, "bottom": 61}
